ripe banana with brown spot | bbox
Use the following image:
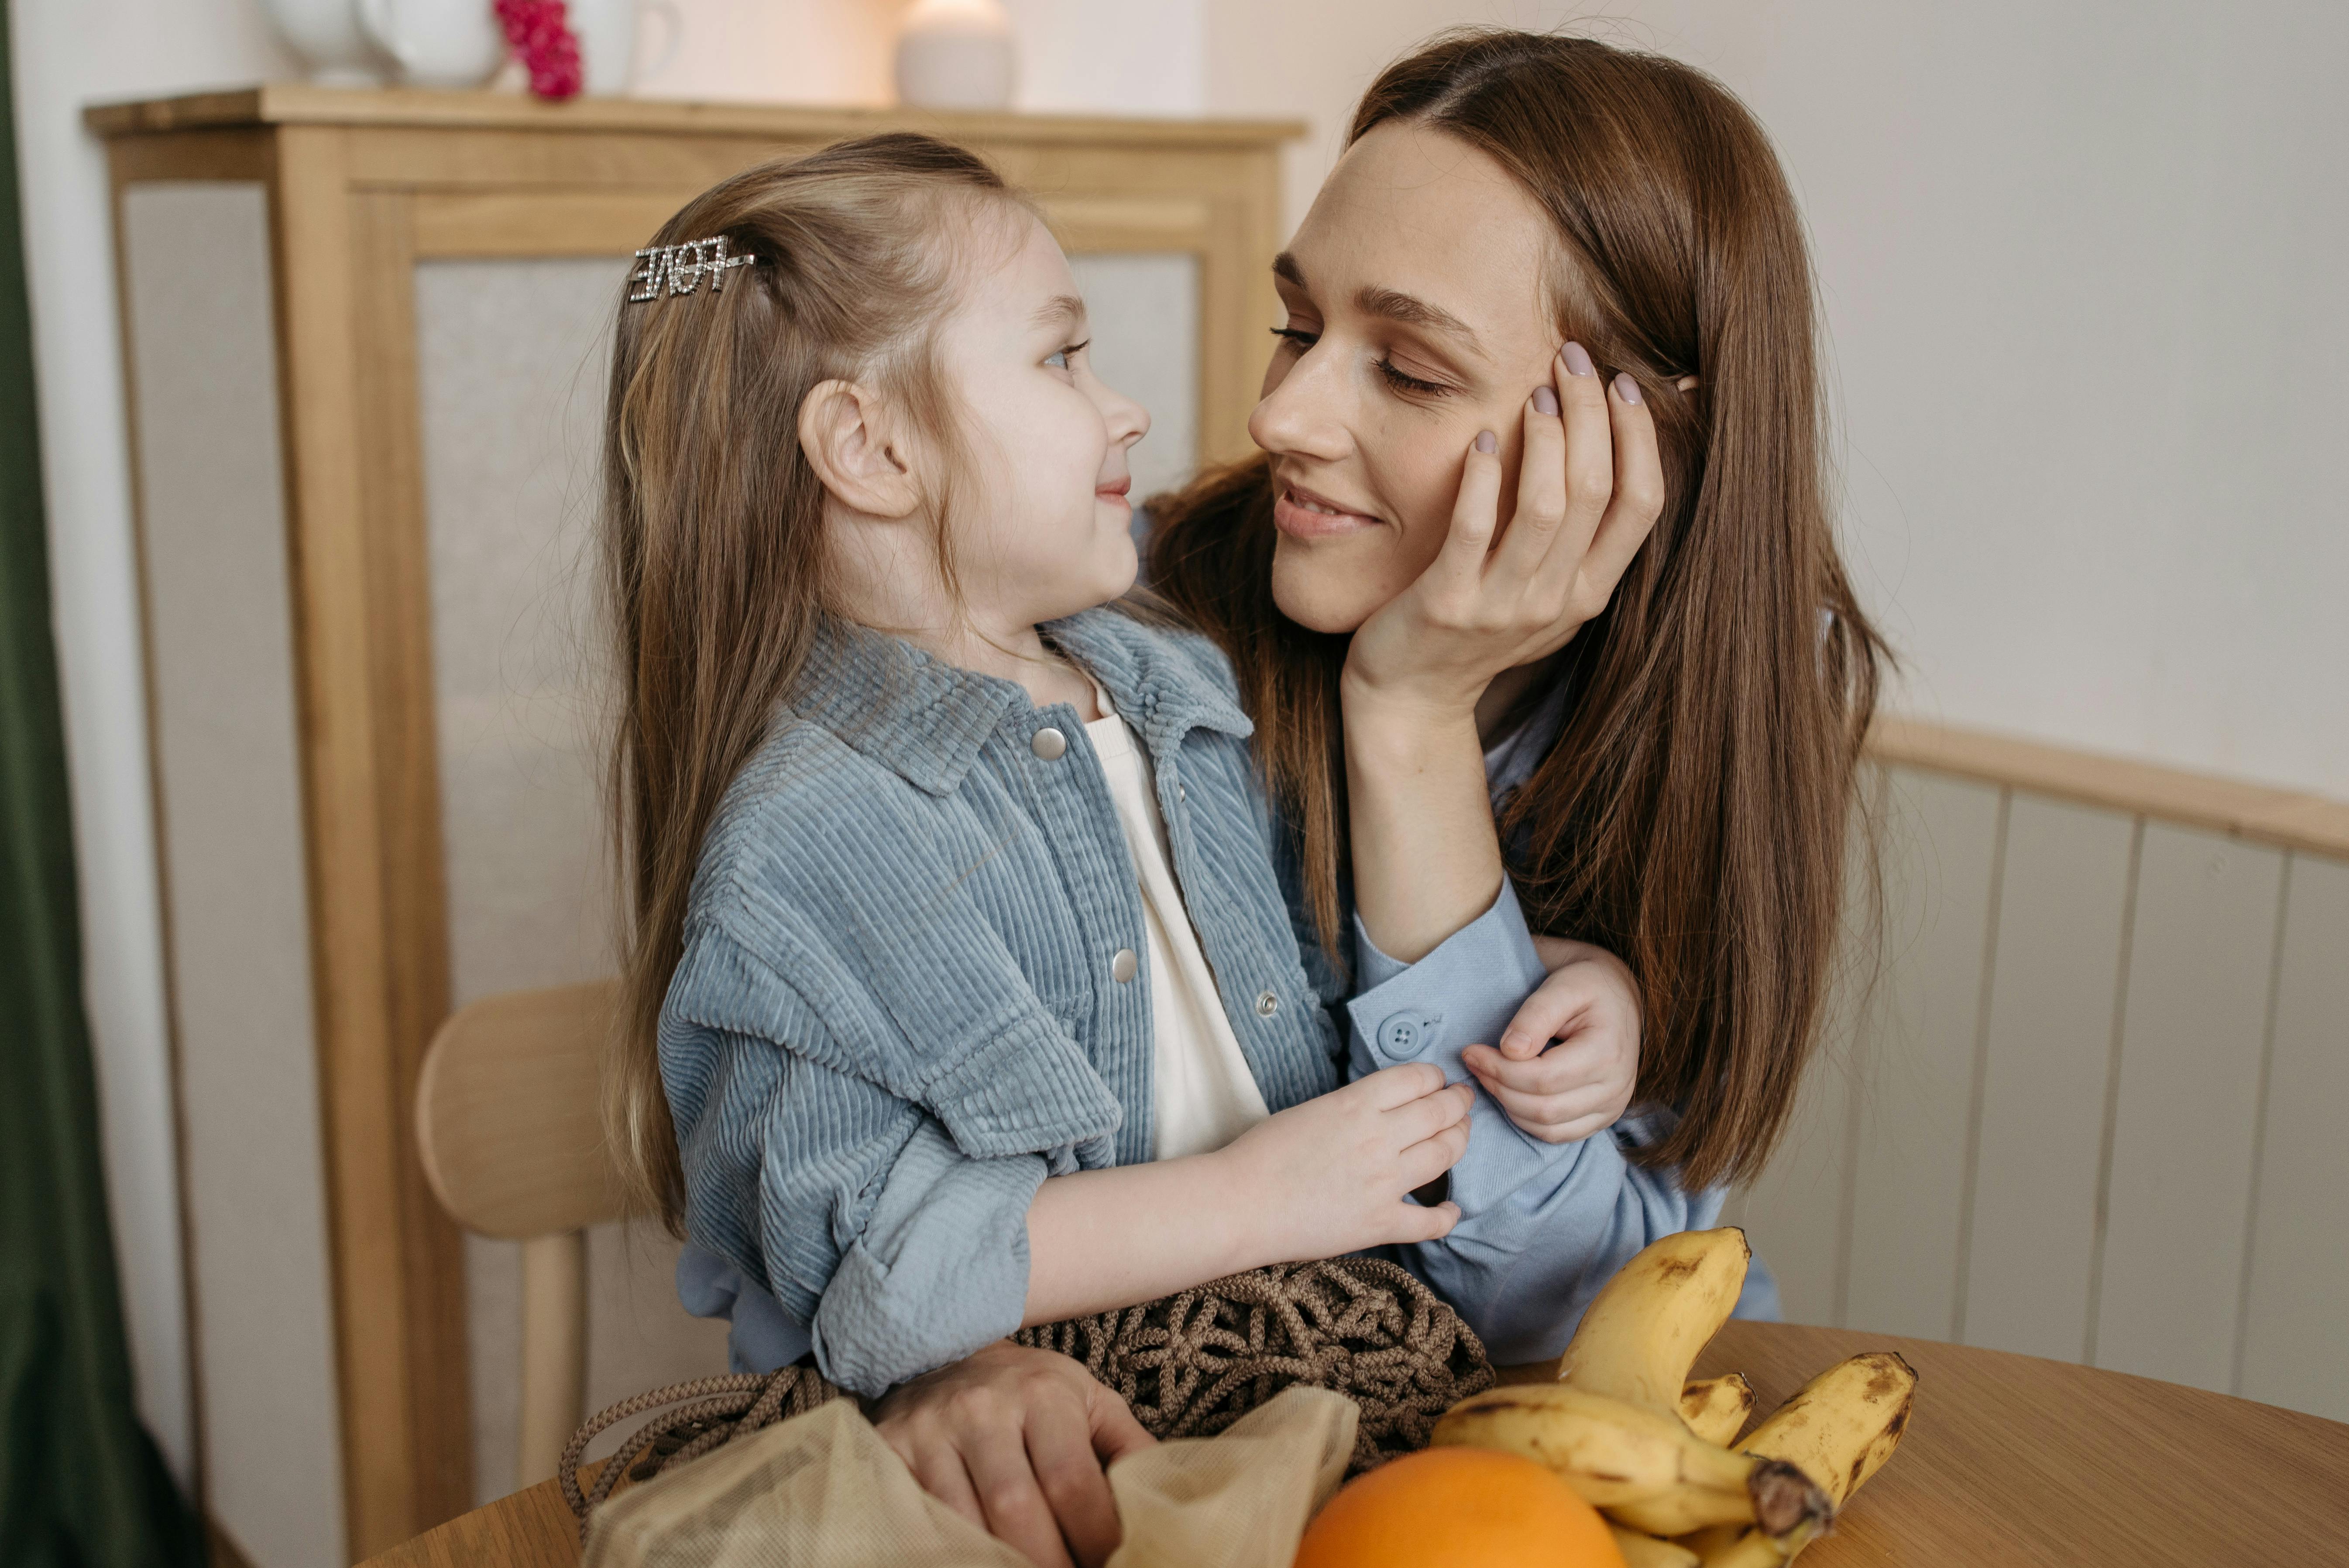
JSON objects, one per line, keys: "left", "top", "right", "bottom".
{"left": 1431, "top": 1383, "right": 1831, "bottom": 1540}
{"left": 1684, "top": 1352, "right": 1919, "bottom": 1566}
{"left": 1679, "top": 1372, "right": 1755, "bottom": 1446}
{"left": 1557, "top": 1228, "right": 1751, "bottom": 1423}
{"left": 1609, "top": 1524, "right": 1700, "bottom": 1568}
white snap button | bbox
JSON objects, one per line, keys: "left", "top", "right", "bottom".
{"left": 1031, "top": 727, "right": 1067, "bottom": 760}
{"left": 1111, "top": 948, "right": 1139, "bottom": 983}
{"left": 1177, "top": 782, "right": 1186, "bottom": 801}
{"left": 1254, "top": 990, "right": 1278, "bottom": 1017}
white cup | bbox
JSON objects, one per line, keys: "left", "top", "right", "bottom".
{"left": 355, "top": 0, "right": 505, "bottom": 89}
{"left": 566, "top": 0, "right": 684, "bottom": 97}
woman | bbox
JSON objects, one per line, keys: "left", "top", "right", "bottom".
{"left": 880, "top": 28, "right": 1885, "bottom": 1567}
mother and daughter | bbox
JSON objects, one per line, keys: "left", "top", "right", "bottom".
{"left": 594, "top": 27, "right": 1882, "bottom": 1568}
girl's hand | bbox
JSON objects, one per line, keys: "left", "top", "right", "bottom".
{"left": 872, "top": 1341, "right": 1156, "bottom": 1568}
{"left": 1342, "top": 344, "right": 1663, "bottom": 719}
{"left": 1462, "top": 938, "right": 1641, "bottom": 1145}
{"left": 1215, "top": 1063, "right": 1473, "bottom": 1260}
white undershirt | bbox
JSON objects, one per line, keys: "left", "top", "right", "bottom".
{"left": 1084, "top": 691, "right": 1271, "bottom": 1161}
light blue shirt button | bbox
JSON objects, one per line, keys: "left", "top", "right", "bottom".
{"left": 1376, "top": 1011, "right": 1438, "bottom": 1059}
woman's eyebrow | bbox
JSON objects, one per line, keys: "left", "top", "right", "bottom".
{"left": 1353, "top": 286, "right": 1485, "bottom": 359}
{"left": 1271, "top": 253, "right": 1484, "bottom": 360}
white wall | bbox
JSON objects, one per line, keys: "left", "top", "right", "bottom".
{"left": 1203, "top": 0, "right": 2349, "bottom": 799}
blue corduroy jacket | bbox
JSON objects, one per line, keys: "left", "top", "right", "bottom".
{"left": 660, "top": 607, "right": 1348, "bottom": 1395}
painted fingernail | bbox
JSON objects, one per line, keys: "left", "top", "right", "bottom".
{"left": 1562, "top": 341, "right": 1596, "bottom": 376}
{"left": 1532, "top": 385, "right": 1560, "bottom": 416}
{"left": 1474, "top": 429, "right": 1497, "bottom": 454}
{"left": 1612, "top": 372, "right": 1642, "bottom": 405}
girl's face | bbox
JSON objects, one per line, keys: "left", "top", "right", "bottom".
{"left": 934, "top": 209, "right": 1151, "bottom": 633}
{"left": 1252, "top": 121, "right": 1565, "bottom": 633}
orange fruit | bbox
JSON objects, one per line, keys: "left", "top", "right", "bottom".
{"left": 1293, "top": 1447, "right": 1625, "bottom": 1567}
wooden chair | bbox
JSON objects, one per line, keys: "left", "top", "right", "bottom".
{"left": 416, "top": 979, "right": 629, "bottom": 1486}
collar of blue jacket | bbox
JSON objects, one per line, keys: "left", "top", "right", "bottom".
{"left": 783, "top": 604, "right": 1256, "bottom": 798}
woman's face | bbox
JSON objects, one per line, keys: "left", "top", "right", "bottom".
{"left": 1253, "top": 120, "right": 1565, "bottom": 633}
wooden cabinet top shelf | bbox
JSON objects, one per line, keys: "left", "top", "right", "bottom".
{"left": 84, "top": 84, "right": 1307, "bottom": 148}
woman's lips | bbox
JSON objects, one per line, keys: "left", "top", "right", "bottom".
{"left": 1096, "top": 476, "right": 1132, "bottom": 509}
{"left": 1272, "top": 484, "right": 1378, "bottom": 540}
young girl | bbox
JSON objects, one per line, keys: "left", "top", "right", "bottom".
{"left": 598, "top": 134, "right": 1644, "bottom": 1413}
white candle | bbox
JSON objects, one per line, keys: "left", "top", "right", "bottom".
{"left": 894, "top": 0, "right": 1017, "bottom": 111}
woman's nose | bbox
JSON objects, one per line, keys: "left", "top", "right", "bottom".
{"left": 1247, "top": 345, "right": 1350, "bottom": 462}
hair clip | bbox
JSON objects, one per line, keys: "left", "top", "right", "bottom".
{"left": 628, "top": 236, "right": 759, "bottom": 302}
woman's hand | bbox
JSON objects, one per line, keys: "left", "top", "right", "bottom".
{"left": 1215, "top": 1063, "right": 1472, "bottom": 1260}
{"left": 1463, "top": 937, "right": 1641, "bottom": 1145}
{"left": 1342, "top": 344, "right": 1663, "bottom": 721}
{"left": 872, "top": 1341, "right": 1157, "bottom": 1568}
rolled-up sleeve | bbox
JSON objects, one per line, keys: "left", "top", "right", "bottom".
{"left": 672, "top": 1023, "right": 1054, "bottom": 1396}
{"left": 664, "top": 916, "right": 1114, "bottom": 1398}
{"left": 807, "top": 1116, "right": 1047, "bottom": 1394}
{"left": 1343, "top": 881, "right": 1764, "bottom": 1363}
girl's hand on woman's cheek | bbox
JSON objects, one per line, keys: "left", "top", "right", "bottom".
{"left": 872, "top": 1340, "right": 1156, "bottom": 1568}
{"left": 1341, "top": 343, "right": 1664, "bottom": 720}
{"left": 1461, "top": 939, "right": 1642, "bottom": 1144}
{"left": 1214, "top": 1063, "right": 1473, "bottom": 1261}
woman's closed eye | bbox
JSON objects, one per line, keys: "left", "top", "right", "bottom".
{"left": 1268, "top": 326, "right": 1456, "bottom": 399}
{"left": 1372, "top": 356, "right": 1453, "bottom": 397}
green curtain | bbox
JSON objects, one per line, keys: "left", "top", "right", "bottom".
{"left": 0, "top": 3, "right": 204, "bottom": 1563}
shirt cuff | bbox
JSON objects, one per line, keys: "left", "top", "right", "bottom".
{"left": 1346, "top": 878, "right": 1550, "bottom": 1082}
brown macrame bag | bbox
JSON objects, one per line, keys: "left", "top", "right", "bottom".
{"left": 560, "top": 1256, "right": 1493, "bottom": 1532}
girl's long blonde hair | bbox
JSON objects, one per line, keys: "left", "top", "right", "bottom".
{"left": 600, "top": 134, "right": 1023, "bottom": 1226}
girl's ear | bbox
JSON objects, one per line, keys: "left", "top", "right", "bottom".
{"left": 799, "top": 379, "right": 920, "bottom": 518}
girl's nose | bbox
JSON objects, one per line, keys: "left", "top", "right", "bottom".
{"left": 1105, "top": 384, "right": 1150, "bottom": 449}
{"left": 1248, "top": 346, "right": 1349, "bottom": 463}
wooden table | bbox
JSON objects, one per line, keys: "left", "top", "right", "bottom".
{"left": 362, "top": 1321, "right": 2349, "bottom": 1565}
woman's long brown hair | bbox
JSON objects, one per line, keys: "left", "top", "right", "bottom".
{"left": 600, "top": 134, "right": 1023, "bottom": 1226}
{"left": 1150, "top": 30, "right": 1888, "bottom": 1191}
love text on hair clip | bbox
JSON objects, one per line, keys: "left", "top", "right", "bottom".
{"left": 628, "top": 236, "right": 758, "bottom": 302}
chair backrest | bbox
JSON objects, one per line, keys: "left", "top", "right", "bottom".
{"left": 416, "top": 979, "right": 631, "bottom": 1239}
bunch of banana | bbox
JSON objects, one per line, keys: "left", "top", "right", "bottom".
{"left": 1431, "top": 1227, "right": 1920, "bottom": 1562}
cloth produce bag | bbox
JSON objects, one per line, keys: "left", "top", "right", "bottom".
{"left": 581, "top": 1385, "right": 1358, "bottom": 1568}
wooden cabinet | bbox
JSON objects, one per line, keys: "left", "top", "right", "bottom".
{"left": 92, "top": 86, "right": 1297, "bottom": 1562}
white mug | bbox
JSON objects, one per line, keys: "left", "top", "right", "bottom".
{"left": 354, "top": 0, "right": 506, "bottom": 89}
{"left": 565, "top": 0, "right": 684, "bottom": 97}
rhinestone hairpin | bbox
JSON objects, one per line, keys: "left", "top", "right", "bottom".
{"left": 628, "top": 236, "right": 759, "bottom": 302}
